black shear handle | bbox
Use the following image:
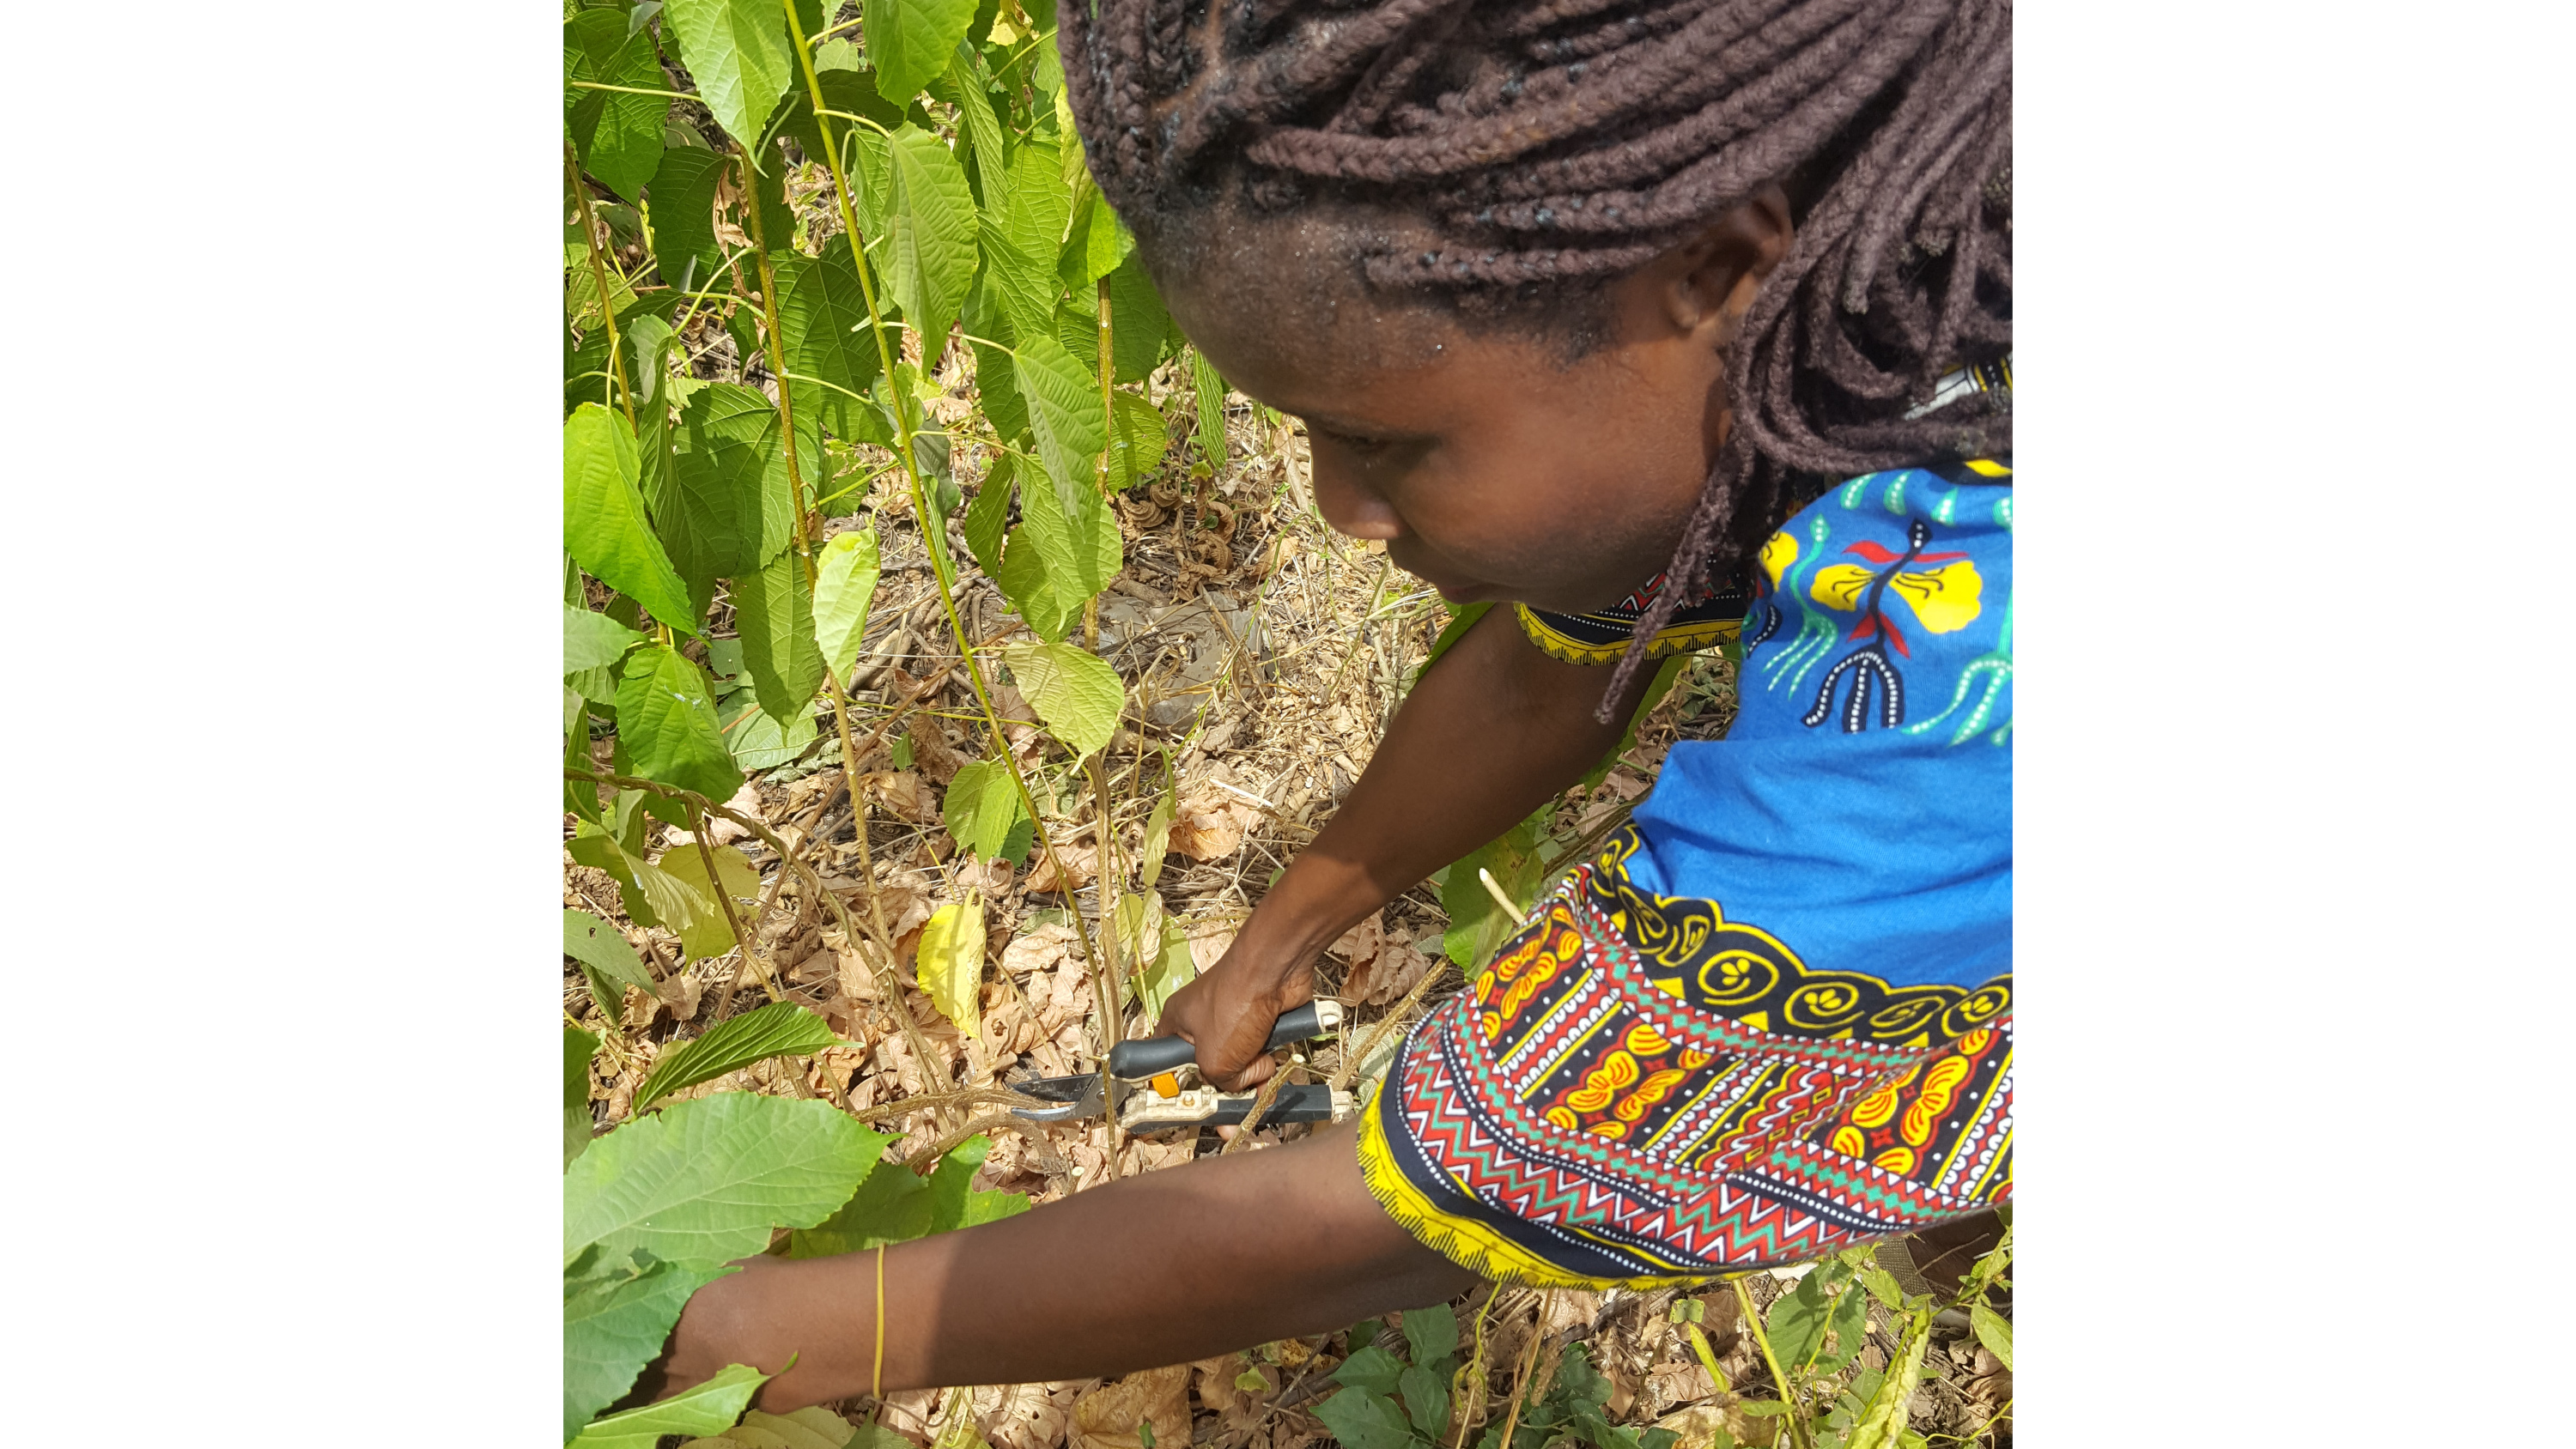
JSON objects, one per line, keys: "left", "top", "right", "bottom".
{"left": 1107, "top": 1002, "right": 1327, "bottom": 1080}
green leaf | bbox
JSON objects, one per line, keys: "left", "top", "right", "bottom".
{"left": 1333, "top": 1346, "right": 1406, "bottom": 1397}
{"left": 718, "top": 688, "right": 822, "bottom": 771}
{"left": 1191, "top": 349, "right": 1228, "bottom": 470}
{"left": 1004, "top": 135, "right": 1071, "bottom": 310}
{"left": 1017, "top": 457, "right": 1121, "bottom": 614}
{"left": 1059, "top": 172, "right": 1134, "bottom": 290}
{"left": 567, "top": 404, "right": 700, "bottom": 636}
{"left": 1103, "top": 252, "right": 1173, "bottom": 384}
{"left": 1102, "top": 389, "right": 1170, "bottom": 494}
{"left": 565, "top": 1091, "right": 891, "bottom": 1266}
{"left": 916, "top": 898, "right": 986, "bottom": 1038}
{"left": 998, "top": 640, "right": 1124, "bottom": 759}
{"left": 783, "top": 1137, "right": 1022, "bottom": 1260}
{"left": 1845, "top": 1314, "right": 1934, "bottom": 1449}
{"left": 662, "top": 0, "right": 794, "bottom": 146}
{"left": 775, "top": 239, "right": 887, "bottom": 443}
{"left": 568, "top": 10, "right": 671, "bottom": 202}
{"left": 1817, "top": 1271, "right": 1872, "bottom": 1373}
{"left": 570, "top": 1360, "right": 769, "bottom": 1449}
{"left": 566, "top": 909, "right": 659, "bottom": 997}
{"left": 946, "top": 52, "right": 1007, "bottom": 208}
{"left": 812, "top": 525, "right": 883, "bottom": 681}
{"left": 1764, "top": 1271, "right": 1835, "bottom": 1375}
{"left": 941, "top": 757, "right": 1030, "bottom": 864}
{"left": 1138, "top": 785, "right": 1175, "bottom": 889}
{"left": 1967, "top": 1301, "right": 2013, "bottom": 1372}
{"left": 617, "top": 643, "right": 744, "bottom": 800}
{"left": 562, "top": 1248, "right": 738, "bottom": 1439}
{"left": 961, "top": 462, "right": 1012, "bottom": 580}
{"left": 635, "top": 1001, "right": 845, "bottom": 1111}
{"left": 568, "top": 829, "right": 707, "bottom": 935}
{"left": 567, "top": 606, "right": 647, "bottom": 676}
{"left": 733, "top": 546, "right": 825, "bottom": 724}
{"left": 646, "top": 146, "right": 728, "bottom": 294}
{"left": 1438, "top": 811, "right": 1545, "bottom": 971}
{"left": 1011, "top": 330, "right": 1104, "bottom": 515}
{"left": 568, "top": 1028, "right": 602, "bottom": 1167}
{"left": 1400, "top": 1305, "right": 1458, "bottom": 1368}
{"left": 863, "top": 0, "right": 977, "bottom": 103}
{"left": 1311, "top": 1388, "right": 1413, "bottom": 1449}
{"left": 884, "top": 124, "right": 979, "bottom": 364}
{"left": 1398, "top": 1364, "right": 1450, "bottom": 1441}
{"left": 680, "top": 382, "right": 803, "bottom": 567}
{"left": 657, "top": 840, "right": 760, "bottom": 962}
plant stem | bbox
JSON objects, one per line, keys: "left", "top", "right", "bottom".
{"left": 1734, "top": 1277, "right": 1811, "bottom": 1449}
{"left": 692, "top": 798, "right": 785, "bottom": 1017}
{"left": 783, "top": 0, "right": 1115, "bottom": 1136}
{"left": 1493, "top": 1291, "right": 1552, "bottom": 1449}
{"left": 568, "top": 79, "right": 698, "bottom": 101}
{"left": 1086, "top": 275, "right": 1113, "bottom": 650}
{"left": 566, "top": 143, "right": 636, "bottom": 426}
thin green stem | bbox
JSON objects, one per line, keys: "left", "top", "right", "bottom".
{"left": 566, "top": 144, "right": 635, "bottom": 426}
{"left": 568, "top": 79, "right": 698, "bottom": 101}
{"left": 781, "top": 0, "right": 1115, "bottom": 1118}
{"left": 1733, "top": 1278, "right": 1812, "bottom": 1449}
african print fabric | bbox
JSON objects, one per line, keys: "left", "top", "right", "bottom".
{"left": 1359, "top": 430, "right": 2014, "bottom": 1287}
{"left": 1515, "top": 569, "right": 1753, "bottom": 665}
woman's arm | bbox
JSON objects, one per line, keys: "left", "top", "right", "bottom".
{"left": 1158, "top": 603, "right": 1651, "bottom": 1088}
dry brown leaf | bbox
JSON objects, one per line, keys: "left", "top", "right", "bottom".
{"left": 1169, "top": 803, "right": 1249, "bottom": 861}
{"left": 1002, "top": 920, "right": 1079, "bottom": 978}
{"left": 1656, "top": 1401, "right": 1780, "bottom": 1449}
{"left": 1071, "top": 1364, "right": 1192, "bottom": 1449}
{"left": 977, "top": 1381, "right": 1078, "bottom": 1449}
{"left": 1352, "top": 939, "right": 1431, "bottom": 1007}
{"left": 1184, "top": 918, "right": 1236, "bottom": 975}
{"left": 906, "top": 716, "right": 965, "bottom": 785}
{"left": 1327, "top": 912, "right": 1385, "bottom": 971}
{"left": 1024, "top": 841, "right": 1098, "bottom": 894}
{"left": 870, "top": 769, "right": 941, "bottom": 825}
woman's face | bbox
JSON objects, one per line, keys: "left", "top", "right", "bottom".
{"left": 1153, "top": 198, "right": 1785, "bottom": 615}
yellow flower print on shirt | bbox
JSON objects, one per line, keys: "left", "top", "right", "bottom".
{"left": 1812, "top": 557, "right": 1984, "bottom": 634}
{"left": 1759, "top": 530, "right": 1800, "bottom": 590}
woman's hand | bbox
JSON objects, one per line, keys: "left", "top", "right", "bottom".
{"left": 1153, "top": 937, "right": 1314, "bottom": 1089}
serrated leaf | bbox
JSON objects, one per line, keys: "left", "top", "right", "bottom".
{"left": 1311, "top": 1388, "right": 1412, "bottom": 1449}
{"left": 864, "top": 0, "right": 977, "bottom": 102}
{"left": 999, "top": 640, "right": 1123, "bottom": 759}
{"left": 1059, "top": 173, "right": 1134, "bottom": 290}
{"left": 568, "top": 404, "right": 700, "bottom": 635}
{"left": 565, "top": 1092, "right": 891, "bottom": 1266}
{"left": 617, "top": 643, "right": 744, "bottom": 800}
{"left": 658, "top": 840, "right": 760, "bottom": 962}
{"left": 677, "top": 383, "right": 802, "bottom": 569}
{"left": 573, "top": 1360, "right": 770, "bottom": 1449}
{"left": 1765, "top": 1271, "right": 1835, "bottom": 1374}
{"left": 567, "top": 909, "right": 659, "bottom": 997}
{"left": 961, "top": 460, "right": 1012, "bottom": 580}
{"left": 733, "top": 547, "right": 825, "bottom": 724}
{"left": 947, "top": 51, "right": 1007, "bottom": 209}
{"left": 1011, "top": 331, "right": 1103, "bottom": 515}
{"left": 1138, "top": 785, "right": 1174, "bottom": 889}
{"left": 1005, "top": 134, "right": 1071, "bottom": 301}
{"left": 568, "top": 1027, "right": 602, "bottom": 1167}
{"left": 917, "top": 898, "right": 985, "bottom": 1038}
{"left": 568, "top": 830, "right": 702, "bottom": 934}
{"left": 1103, "top": 253, "right": 1172, "bottom": 384}
{"left": 1101, "top": 389, "right": 1169, "bottom": 494}
{"left": 885, "top": 124, "right": 978, "bottom": 363}
{"left": 1191, "top": 349, "right": 1227, "bottom": 469}
{"left": 568, "top": 605, "right": 648, "bottom": 675}
{"left": 564, "top": 1249, "right": 738, "bottom": 1439}
{"left": 718, "top": 688, "right": 822, "bottom": 771}
{"left": 1968, "top": 1301, "right": 2013, "bottom": 1372}
{"left": 812, "top": 525, "right": 882, "bottom": 681}
{"left": 647, "top": 146, "right": 728, "bottom": 294}
{"left": 1010, "top": 479, "right": 1120, "bottom": 640}
{"left": 635, "top": 1001, "right": 845, "bottom": 1111}
{"left": 787, "top": 1134, "right": 1024, "bottom": 1258}
{"left": 941, "top": 757, "right": 1029, "bottom": 864}
{"left": 663, "top": 0, "right": 793, "bottom": 146}
{"left": 568, "top": 10, "right": 671, "bottom": 202}
{"left": 775, "top": 240, "right": 886, "bottom": 443}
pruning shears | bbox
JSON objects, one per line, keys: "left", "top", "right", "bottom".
{"left": 1008, "top": 1001, "right": 1353, "bottom": 1132}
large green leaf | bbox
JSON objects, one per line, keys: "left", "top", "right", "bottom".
{"left": 1191, "top": 348, "right": 1228, "bottom": 469}
{"left": 1016, "top": 471, "right": 1121, "bottom": 621}
{"left": 1058, "top": 173, "right": 1135, "bottom": 291}
{"left": 1311, "top": 1388, "right": 1412, "bottom": 1449}
{"left": 634, "top": 1001, "right": 845, "bottom": 1111}
{"left": 718, "top": 689, "right": 822, "bottom": 771}
{"left": 568, "top": 1028, "right": 601, "bottom": 1168}
{"left": 570, "top": 1360, "right": 770, "bottom": 1449}
{"left": 811, "top": 525, "right": 882, "bottom": 680}
{"left": 566, "top": 909, "right": 659, "bottom": 998}
{"left": 864, "top": 0, "right": 978, "bottom": 103}
{"left": 940, "top": 757, "right": 1030, "bottom": 864}
{"left": 884, "top": 124, "right": 978, "bottom": 365}
{"left": 999, "top": 640, "right": 1123, "bottom": 759}
{"left": 1438, "top": 809, "right": 1546, "bottom": 971}
{"left": 786, "top": 1135, "right": 1029, "bottom": 1258}
{"left": 658, "top": 840, "right": 761, "bottom": 962}
{"left": 567, "top": 404, "right": 701, "bottom": 635}
{"left": 564, "top": 1091, "right": 892, "bottom": 1266}
{"left": 1101, "top": 389, "right": 1170, "bottom": 494}
{"left": 945, "top": 52, "right": 1007, "bottom": 208}
{"left": 774, "top": 239, "right": 885, "bottom": 443}
{"left": 646, "top": 146, "right": 728, "bottom": 294}
{"left": 733, "top": 547, "right": 824, "bottom": 724}
{"left": 662, "top": 0, "right": 794, "bottom": 147}
{"left": 1100, "top": 252, "right": 1172, "bottom": 384}
{"left": 963, "top": 269, "right": 1032, "bottom": 441}
{"left": 617, "top": 644, "right": 744, "bottom": 800}
{"left": 1012, "top": 330, "right": 1103, "bottom": 515}
{"left": 669, "top": 383, "right": 800, "bottom": 579}
{"left": 562, "top": 1248, "right": 738, "bottom": 1440}
{"left": 567, "top": 10, "right": 671, "bottom": 202}
{"left": 567, "top": 605, "right": 647, "bottom": 674}
{"left": 1005, "top": 135, "right": 1072, "bottom": 291}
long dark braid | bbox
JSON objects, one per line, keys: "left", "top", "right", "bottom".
{"left": 1062, "top": 0, "right": 2011, "bottom": 714}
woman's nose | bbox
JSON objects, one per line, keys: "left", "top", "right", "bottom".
{"left": 1309, "top": 453, "right": 1404, "bottom": 542}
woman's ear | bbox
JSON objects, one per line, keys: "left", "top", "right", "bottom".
{"left": 1662, "top": 182, "right": 1795, "bottom": 349}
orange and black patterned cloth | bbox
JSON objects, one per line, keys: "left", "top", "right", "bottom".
{"left": 1358, "top": 374, "right": 2012, "bottom": 1286}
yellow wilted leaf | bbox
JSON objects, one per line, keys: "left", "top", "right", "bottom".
{"left": 659, "top": 842, "right": 760, "bottom": 961}
{"left": 918, "top": 895, "right": 987, "bottom": 1039}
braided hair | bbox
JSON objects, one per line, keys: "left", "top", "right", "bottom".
{"left": 1061, "top": 0, "right": 2011, "bottom": 711}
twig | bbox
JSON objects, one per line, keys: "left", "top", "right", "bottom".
{"left": 695, "top": 799, "right": 785, "bottom": 1019}
{"left": 1492, "top": 1291, "right": 1552, "bottom": 1449}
